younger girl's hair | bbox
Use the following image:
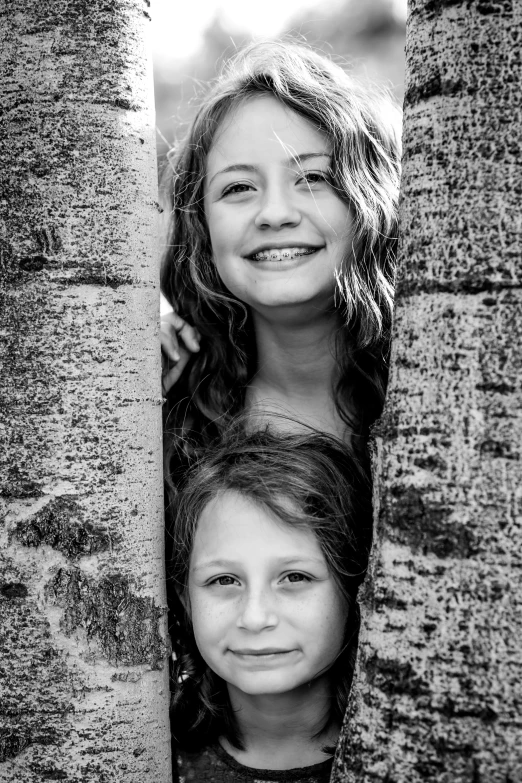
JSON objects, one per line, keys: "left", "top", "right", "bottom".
{"left": 161, "top": 40, "right": 402, "bottom": 446}
{"left": 168, "top": 425, "right": 373, "bottom": 752}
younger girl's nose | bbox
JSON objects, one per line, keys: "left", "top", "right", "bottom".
{"left": 237, "top": 589, "right": 278, "bottom": 632}
{"left": 254, "top": 186, "right": 301, "bottom": 230}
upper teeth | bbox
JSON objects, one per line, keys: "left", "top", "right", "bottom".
{"left": 252, "top": 247, "right": 316, "bottom": 261}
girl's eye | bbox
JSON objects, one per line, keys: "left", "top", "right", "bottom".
{"left": 211, "top": 575, "right": 239, "bottom": 586}
{"left": 299, "top": 171, "right": 329, "bottom": 186}
{"left": 283, "top": 572, "right": 310, "bottom": 584}
{"left": 222, "top": 182, "right": 254, "bottom": 197}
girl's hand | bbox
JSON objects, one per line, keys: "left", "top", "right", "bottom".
{"left": 161, "top": 312, "right": 200, "bottom": 395}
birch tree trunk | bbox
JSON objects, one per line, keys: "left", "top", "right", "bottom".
{"left": 0, "top": 2, "right": 172, "bottom": 781}
{"left": 333, "top": 1, "right": 521, "bottom": 780}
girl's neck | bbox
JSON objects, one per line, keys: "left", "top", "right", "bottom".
{"left": 245, "top": 309, "right": 350, "bottom": 440}
{"left": 252, "top": 308, "right": 341, "bottom": 391}
{"left": 221, "top": 676, "right": 339, "bottom": 770}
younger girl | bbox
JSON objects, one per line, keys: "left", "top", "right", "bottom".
{"left": 168, "top": 425, "right": 372, "bottom": 781}
{"left": 160, "top": 40, "right": 401, "bottom": 455}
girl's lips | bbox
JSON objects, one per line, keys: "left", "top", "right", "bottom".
{"left": 232, "top": 647, "right": 290, "bottom": 655}
{"left": 247, "top": 247, "right": 322, "bottom": 263}
{"left": 231, "top": 648, "right": 296, "bottom": 657}
{"left": 246, "top": 245, "right": 323, "bottom": 261}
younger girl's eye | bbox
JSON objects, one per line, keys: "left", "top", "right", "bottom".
{"left": 212, "top": 575, "right": 238, "bottom": 586}
{"left": 284, "top": 572, "right": 310, "bottom": 584}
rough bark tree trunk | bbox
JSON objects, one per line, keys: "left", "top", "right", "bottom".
{"left": 333, "top": 0, "right": 521, "bottom": 780}
{"left": 0, "top": 2, "right": 172, "bottom": 781}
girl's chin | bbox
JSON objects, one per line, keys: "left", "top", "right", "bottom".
{"left": 246, "top": 292, "right": 337, "bottom": 316}
{"left": 226, "top": 675, "right": 312, "bottom": 698}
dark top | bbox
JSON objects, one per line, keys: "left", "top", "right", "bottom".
{"left": 174, "top": 743, "right": 333, "bottom": 783}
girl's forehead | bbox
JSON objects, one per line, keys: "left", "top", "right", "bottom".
{"left": 191, "top": 490, "right": 325, "bottom": 563}
{"left": 207, "top": 95, "right": 331, "bottom": 167}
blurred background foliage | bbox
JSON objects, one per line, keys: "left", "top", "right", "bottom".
{"left": 152, "top": 0, "right": 406, "bottom": 165}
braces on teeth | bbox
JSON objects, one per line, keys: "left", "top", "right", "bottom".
{"left": 253, "top": 248, "right": 315, "bottom": 261}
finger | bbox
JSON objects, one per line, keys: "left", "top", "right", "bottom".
{"left": 160, "top": 328, "right": 180, "bottom": 362}
{"left": 161, "top": 313, "right": 200, "bottom": 353}
{"left": 162, "top": 311, "right": 187, "bottom": 332}
{"left": 161, "top": 313, "right": 200, "bottom": 354}
{"left": 177, "top": 322, "right": 201, "bottom": 353}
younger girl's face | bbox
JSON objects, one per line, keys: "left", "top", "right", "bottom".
{"left": 204, "top": 95, "right": 354, "bottom": 320}
{"left": 188, "top": 490, "right": 348, "bottom": 698}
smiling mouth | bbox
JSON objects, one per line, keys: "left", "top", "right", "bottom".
{"left": 232, "top": 649, "right": 295, "bottom": 657}
{"left": 248, "top": 247, "right": 321, "bottom": 262}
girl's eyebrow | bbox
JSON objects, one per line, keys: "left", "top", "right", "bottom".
{"left": 192, "top": 558, "right": 236, "bottom": 572}
{"left": 192, "top": 555, "right": 325, "bottom": 572}
{"left": 208, "top": 152, "right": 332, "bottom": 186}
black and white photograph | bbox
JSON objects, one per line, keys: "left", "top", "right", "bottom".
{"left": 1, "top": 1, "right": 520, "bottom": 781}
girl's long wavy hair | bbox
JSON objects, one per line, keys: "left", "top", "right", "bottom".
{"left": 160, "top": 40, "right": 402, "bottom": 452}
{"left": 167, "top": 425, "right": 373, "bottom": 752}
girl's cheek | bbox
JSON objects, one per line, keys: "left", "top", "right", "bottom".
{"left": 191, "top": 592, "right": 228, "bottom": 630}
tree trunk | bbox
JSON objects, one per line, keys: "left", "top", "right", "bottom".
{"left": 0, "top": 2, "right": 172, "bottom": 781}
{"left": 333, "top": 0, "right": 521, "bottom": 780}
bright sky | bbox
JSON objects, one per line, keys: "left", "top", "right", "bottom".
{"left": 151, "top": 0, "right": 407, "bottom": 63}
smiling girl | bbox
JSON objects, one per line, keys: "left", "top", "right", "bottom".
{"left": 160, "top": 40, "right": 401, "bottom": 456}
{"left": 169, "top": 426, "right": 372, "bottom": 781}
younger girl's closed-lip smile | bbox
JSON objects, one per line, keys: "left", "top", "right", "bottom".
{"left": 230, "top": 647, "right": 300, "bottom": 665}
{"left": 231, "top": 647, "right": 296, "bottom": 655}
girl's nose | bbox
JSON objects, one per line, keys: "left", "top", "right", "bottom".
{"left": 237, "top": 589, "right": 278, "bottom": 632}
{"left": 254, "top": 185, "right": 301, "bottom": 230}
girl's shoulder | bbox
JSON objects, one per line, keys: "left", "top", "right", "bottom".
{"left": 174, "top": 743, "right": 333, "bottom": 783}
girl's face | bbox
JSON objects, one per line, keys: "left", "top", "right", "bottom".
{"left": 188, "top": 490, "right": 348, "bottom": 698}
{"left": 204, "top": 95, "right": 354, "bottom": 320}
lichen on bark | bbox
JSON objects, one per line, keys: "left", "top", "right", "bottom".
{"left": 45, "top": 567, "right": 168, "bottom": 669}
{"left": 14, "top": 497, "right": 114, "bottom": 558}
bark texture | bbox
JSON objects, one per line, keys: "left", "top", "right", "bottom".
{"left": 0, "top": 1, "right": 172, "bottom": 781}
{"left": 333, "top": 0, "right": 521, "bottom": 780}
